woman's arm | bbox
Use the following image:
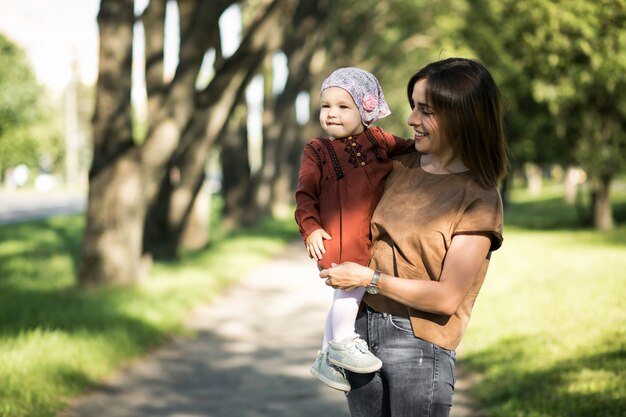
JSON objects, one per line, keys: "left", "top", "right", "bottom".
{"left": 319, "top": 234, "right": 492, "bottom": 316}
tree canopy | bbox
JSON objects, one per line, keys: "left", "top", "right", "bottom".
{"left": 78, "top": 0, "right": 626, "bottom": 285}
{"left": 460, "top": 0, "right": 626, "bottom": 228}
{"left": 0, "top": 33, "right": 43, "bottom": 173}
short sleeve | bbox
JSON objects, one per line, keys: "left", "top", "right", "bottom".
{"left": 454, "top": 189, "right": 504, "bottom": 251}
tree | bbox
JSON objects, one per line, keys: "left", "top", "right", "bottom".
{"left": 0, "top": 33, "right": 47, "bottom": 179}
{"left": 142, "top": 0, "right": 296, "bottom": 259}
{"left": 255, "top": 0, "right": 330, "bottom": 220}
{"left": 461, "top": 0, "right": 626, "bottom": 229}
{"left": 80, "top": 0, "right": 298, "bottom": 285}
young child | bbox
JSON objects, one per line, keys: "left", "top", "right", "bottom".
{"left": 295, "top": 67, "right": 415, "bottom": 392}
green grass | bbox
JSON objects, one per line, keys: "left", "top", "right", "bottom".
{"left": 0, "top": 213, "right": 299, "bottom": 417}
{"left": 1, "top": 182, "right": 625, "bottom": 417}
{"left": 460, "top": 183, "right": 626, "bottom": 417}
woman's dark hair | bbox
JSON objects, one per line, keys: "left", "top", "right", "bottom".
{"left": 407, "top": 58, "right": 509, "bottom": 188}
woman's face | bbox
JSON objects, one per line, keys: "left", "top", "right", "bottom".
{"left": 320, "top": 87, "right": 365, "bottom": 139}
{"left": 407, "top": 79, "right": 450, "bottom": 157}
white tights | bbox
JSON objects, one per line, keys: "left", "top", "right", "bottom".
{"left": 321, "top": 287, "right": 366, "bottom": 351}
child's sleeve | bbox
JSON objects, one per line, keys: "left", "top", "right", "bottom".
{"left": 375, "top": 127, "right": 415, "bottom": 157}
{"left": 387, "top": 133, "right": 416, "bottom": 157}
{"left": 294, "top": 142, "right": 323, "bottom": 240}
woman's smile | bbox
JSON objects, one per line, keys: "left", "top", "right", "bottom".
{"left": 414, "top": 130, "right": 428, "bottom": 140}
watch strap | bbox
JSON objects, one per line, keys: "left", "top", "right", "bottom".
{"left": 371, "top": 269, "right": 381, "bottom": 287}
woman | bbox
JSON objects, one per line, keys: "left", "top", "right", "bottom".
{"left": 319, "top": 57, "right": 509, "bottom": 417}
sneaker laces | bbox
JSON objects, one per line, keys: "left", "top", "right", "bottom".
{"left": 326, "top": 357, "right": 347, "bottom": 377}
{"left": 353, "top": 337, "right": 370, "bottom": 354}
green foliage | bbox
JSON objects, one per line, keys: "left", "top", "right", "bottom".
{"left": 460, "top": 183, "right": 626, "bottom": 417}
{"left": 461, "top": 0, "right": 626, "bottom": 180}
{"left": 0, "top": 33, "right": 46, "bottom": 172}
{"left": 317, "top": 0, "right": 626, "bottom": 184}
{"left": 327, "top": 0, "right": 471, "bottom": 135}
{"left": 0, "top": 34, "right": 40, "bottom": 132}
{"left": 0, "top": 214, "right": 298, "bottom": 417}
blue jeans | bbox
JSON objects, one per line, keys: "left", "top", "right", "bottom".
{"left": 346, "top": 305, "right": 456, "bottom": 417}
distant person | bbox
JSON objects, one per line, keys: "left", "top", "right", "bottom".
{"left": 295, "top": 67, "right": 415, "bottom": 392}
{"left": 320, "top": 58, "right": 509, "bottom": 416}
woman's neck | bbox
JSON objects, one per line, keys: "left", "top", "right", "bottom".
{"left": 420, "top": 153, "right": 468, "bottom": 174}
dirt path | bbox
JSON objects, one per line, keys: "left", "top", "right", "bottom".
{"left": 59, "top": 241, "right": 481, "bottom": 417}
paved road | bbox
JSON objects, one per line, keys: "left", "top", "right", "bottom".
{"left": 59, "top": 241, "right": 481, "bottom": 417}
{"left": 0, "top": 190, "right": 86, "bottom": 225}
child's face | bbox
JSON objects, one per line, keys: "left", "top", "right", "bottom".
{"left": 319, "top": 87, "right": 365, "bottom": 139}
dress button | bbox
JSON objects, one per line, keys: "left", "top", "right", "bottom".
{"left": 361, "top": 161, "right": 366, "bottom": 166}
{"left": 351, "top": 143, "right": 356, "bottom": 147}
{"left": 356, "top": 152, "right": 361, "bottom": 156}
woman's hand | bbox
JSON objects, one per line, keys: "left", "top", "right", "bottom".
{"left": 305, "top": 228, "right": 332, "bottom": 261}
{"left": 319, "top": 262, "right": 372, "bottom": 291}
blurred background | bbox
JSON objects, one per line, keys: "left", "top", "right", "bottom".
{"left": 0, "top": 1, "right": 624, "bottom": 416}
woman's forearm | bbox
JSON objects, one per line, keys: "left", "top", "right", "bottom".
{"left": 380, "top": 235, "right": 491, "bottom": 314}
{"left": 321, "top": 234, "right": 491, "bottom": 316}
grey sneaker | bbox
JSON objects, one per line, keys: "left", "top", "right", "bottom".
{"left": 310, "top": 351, "right": 351, "bottom": 392}
{"left": 328, "top": 334, "right": 382, "bottom": 373}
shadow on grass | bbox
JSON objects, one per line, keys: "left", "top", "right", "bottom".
{"left": 0, "top": 215, "right": 83, "bottom": 286}
{"left": 0, "top": 216, "right": 166, "bottom": 339}
{"left": 504, "top": 197, "right": 626, "bottom": 247}
{"left": 0, "top": 285, "right": 167, "bottom": 342}
{"left": 0, "top": 212, "right": 299, "bottom": 339}
{"left": 505, "top": 197, "right": 588, "bottom": 230}
{"left": 0, "top": 215, "right": 183, "bottom": 409}
{"left": 462, "top": 335, "right": 626, "bottom": 417}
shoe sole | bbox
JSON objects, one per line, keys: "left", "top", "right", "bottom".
{"left": 310, "top": 367, "right": 351, "bottom": 392}
{"left": 327, "top": 356, "right": 382, "bottom": 374}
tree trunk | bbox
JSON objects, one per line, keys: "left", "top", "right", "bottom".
{"left": 79, "top": 0, "right": 143, "bottom": 285}
{"left": 180, "top": 179, "right": 212, "bottom": 250}
{"left": 564, "top": 166, "right": 587, "bottom": 204}
{"left": 221, "top": 108, "right": 259, "bottom": 229}
{"left": 81, "top": 0, "right": 218, "bottom": 281}
{"left": 592, "top": 175, "right": 613, "bottom": 231}
{"left": 270, "top": 112, "right": 301, "bottom": 218}
{"left": 524, "top": 162, "right": 543, "bottom": 196}
{"left": 144, "top": 0, "right": 295, "bottom": 258}
{"left": 142, "top": 165, "right": 198, "bottom": 260}
{"left": 80, "top": 153, "right": 152, "bottom": 285}
{"left": 257, "top": 0, "right": 329, "bottom": 218}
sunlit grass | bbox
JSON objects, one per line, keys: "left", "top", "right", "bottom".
{"left": 461, "top": 182, "right": 626, "bottom": 417}
{"left": 1, "top": 181, "right": 625, "bottom": 417}
{"left": 0, "top": 213, "right": 298, "bottom": 417}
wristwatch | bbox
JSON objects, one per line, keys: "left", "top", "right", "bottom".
{"left": 365, "top": 269, "right": 381, "bottom": 294}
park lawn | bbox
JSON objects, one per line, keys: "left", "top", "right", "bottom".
{"left": 460, "top": 184, "right": 626, "bottom": 417}
{"left": 0, "top": 214, "right": 299, "bottom": 417}
{"left": 0, "top": 183, "right": 624, "bottom": 417}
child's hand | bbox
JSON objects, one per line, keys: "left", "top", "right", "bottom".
{"left": 305, "top": 229, "right": 332, "bottom": 261}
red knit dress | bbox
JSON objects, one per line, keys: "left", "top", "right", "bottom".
{"left": 295, "top": 126, "right": 414, "bottom": 269}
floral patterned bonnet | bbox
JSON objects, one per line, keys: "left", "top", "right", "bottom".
{"left": 321, "top": 67, "right": 391, "bottom": 127}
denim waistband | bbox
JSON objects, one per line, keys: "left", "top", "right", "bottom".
{"left": 364, "top": 302, "right": 410, "bottom": 318}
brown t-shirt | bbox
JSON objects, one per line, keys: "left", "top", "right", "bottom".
{"left": 364, "top": 152, "right": 503, "bottom": 350}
